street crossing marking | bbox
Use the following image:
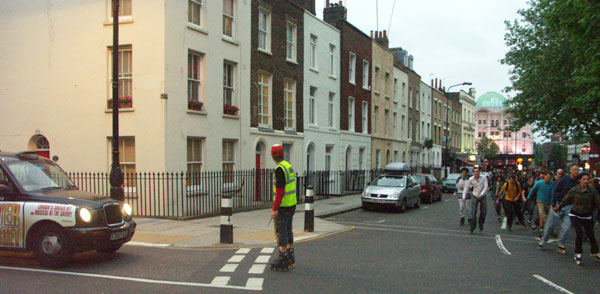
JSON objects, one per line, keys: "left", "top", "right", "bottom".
{"left": 248, "top": 264, "right": 267, "bottom": 274}
{"left": 501, "top": 217, "right": 507, "bottom": 230}
{"left": 255, "top": 255, "right": 270, "bottom": 263}
{"left": 219, "top": 264, "right": 238, "bottom": 273}
{"left": 260, "top": 247, "right": 275, "bottom": 254}
{"left": 495, "top": 235, "right": 512, "bottom": 255}
{"left": 246, "top": 278, "right": 264, "bottom": 290}
{"left": 236, "top": 248, "right": 251, "bottom": 254}
{"left": 0, "top": 266, "right": 261, "bottom": 291}
{"left": 228, "top": 255, "right": 245, "bottom": 263}
{"left": 210, "top": 276, "right": 230, "bottom": 286}
{"left": 533, "top": 275, "right": 574, "bottom": 294}
{"left": 124, "top": 241, "right": 171, "bottom": 247}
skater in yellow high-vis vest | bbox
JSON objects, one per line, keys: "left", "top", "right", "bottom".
{"left": 269, "top": 144, "right": 297, "bottom": 271}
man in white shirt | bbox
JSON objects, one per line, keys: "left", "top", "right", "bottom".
{"left": 463, "top": 167, "right": 489, "bottom": 233}
{"left": 455, "top": 168, "right": 471, "bottom": 226}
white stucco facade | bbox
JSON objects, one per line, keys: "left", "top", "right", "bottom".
{"left": 0, "top": 0, "right": 252, "bottom": 172}
{"left": 420, "top": 82, "right": 432, "bottom": 168}
{"left": 392, "top": 66, "right": 409, "bottom": 164}
{"left": 459, "top": 89, "right": 477, "bottom": 155}
{"left": 302, "top": 11, "right": 341, "bottom": 173}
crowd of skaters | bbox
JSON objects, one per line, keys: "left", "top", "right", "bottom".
{"left": 454, "top": 165, "right": 600, "bottom": 266}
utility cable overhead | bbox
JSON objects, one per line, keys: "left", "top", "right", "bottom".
{"left": 376, "top": 0, "right": 379, "bottom": 32}
{"left": 388, "top": 0, "right": 397, "bottom": 34}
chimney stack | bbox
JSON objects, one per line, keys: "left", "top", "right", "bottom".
{"left": 431, "top": 79, "right": 434, "bottom": 87}
{"left": 375, "top": 30, "right": 389, "bottom": 48}
{"left": 324, "top": 0, "right": 347, "bottom": 24}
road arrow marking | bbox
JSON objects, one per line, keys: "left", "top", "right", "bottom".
{"left": 495, "top": 235, "right": 512, "bottom": 255}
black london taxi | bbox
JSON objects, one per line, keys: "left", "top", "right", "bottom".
{"left": 0, "top": 151, "right": 136, "bottom": 267}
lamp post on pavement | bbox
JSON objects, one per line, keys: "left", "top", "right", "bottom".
{"left": 444, "top": 82, "right": 472, "bottom": 174}
{"left": 109, "top": 0, "right": 124, "bottom": 201}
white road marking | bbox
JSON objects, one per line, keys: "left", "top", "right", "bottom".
{"left": 255, "top": 255, "right": 270, "bottom": 263}
{"left": 0, "top": 266, "right": 260, "bottom": 291}
{"left": 260, "top": 247, "right": 275, "bottom": 254}
{"left": 501, "top": 217, "right": 507, "bottom": 230}
{"left": 248, "top": 264, "right": 267, "bottom": 274}
{"left": 124, "top": 241, "right": 171, "bottom": 247}
{"left": 445, "top": 199, "right": 451, "bottom": 202}
{"left": 495, "top": 235, "right": 512, "bottom": 255}
{"left": 421, "top": 206, "right": 429, "bottom": 209}
{"left": 246, "top": 278, "right": 264, "bottom": 290}
{"left": 364, "top": 219, "right": 386, "bottom": 223}
{"left": 219, "top": 264, "right": 238, "bottom": 273}
{"left": 236, "top": 248, "right": 251, "bottom": 254}
{"left": 228, "top": 255, "right": 245, "bottom": 263}
{"left": 210, "top": 276, "right": 230, "bottom": 286}
{"left": 533, "top": 275, "right": 574, "bottom": 294}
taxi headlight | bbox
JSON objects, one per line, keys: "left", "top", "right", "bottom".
{"left": 122, "top": 203, "right": 132, "bottom": 216}
{"left": 79, "top": 208, "right": 92, "bottom": 223}
{"left": 391, "top": 190, "right": 401, "bottom": 199}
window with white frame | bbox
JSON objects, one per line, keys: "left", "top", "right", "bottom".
{"left": 258, "top": 71, "right": 271, "bottom": 127}
{"left": 108, "top": 137, "right": 135, "bottom": 187}
{"left": 109, "top": 46, "right": 133, "bottom": 108}
{"left": 223, "top": 62, "right": 235, "bottom": 106}
{"left": 222, "top": 140, "right": 236, "bottom": 183}
{"left": 325, "top": 146, "right": 333, "bottom": 171}
{"left": 310, "top": 35, "right": 317, "bottom": 69}
{"left": 111, "top": 0, "right": 132, "bottom": 18}
{"left": 384, "top": 110, "right": 389, "bottom": 135}
{"left": 223, "top": 0, "right": 234, "bottom": 38}
{"left": 360, "top": 102, "right": 367, "bottom": 134}
{"left": 188, "top": 0, "right": 203, "bottom": 27}
{"left": 187, "top": 137, "right": 203, "bottom": 174}
{"left": 283, "top": 143, "right": 292, "bottom": 162}
{"left": 373, "top": 106, "right": 379, "bottom": 134}
{"left": 188, "top": 51, "right": 203, "bottom": 107}
{"left": 374, "top": 67, "right": 380, "bottom": 92}
{"left": 284, "top": 79, "right": 296, "bottom": 130}
{"left": 359, "top": 147, "right": 365, "bottom": 170}
{"left": 363, "top": 60, "right": 369, "bottom": 89}
{"left": 349, "top": 53, "right": 356, "bottom": 83}
{"left": 258, "top": 8, "right": 270, "bottom": 51}
{"left": 309, "top": 86, "right": 316, "bottom": 125}
{"left": 394, "top": 150, "right": 398, "bottom": 162}
{"left": 329, "top": 44, "right": 335, "bottom": 76}
{"left": 286, "top": 23, "right": 296, "bottom": 61}
{"left": 348, "top": 97, "right": 355, "bottom": 131}
{"left": 328, "top": 92, "right": 335, "bottom": 128}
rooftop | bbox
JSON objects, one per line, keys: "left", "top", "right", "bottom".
{"left": 476, "top": 91, "right": 507, "bottom": 108}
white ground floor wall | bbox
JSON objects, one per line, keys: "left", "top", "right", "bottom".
{"left": 303, "top": 129, "right": 341, "bottom": 173}
{"left": 340, "top": 131, "right": 372, "bottom": 170}
{"left": 241, "top": 128, "right": 305, "bottom": 172}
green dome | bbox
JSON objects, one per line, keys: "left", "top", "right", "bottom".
{"left": 476, "top": 92, "right": 507, "bottom": 108}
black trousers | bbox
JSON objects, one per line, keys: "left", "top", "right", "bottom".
{"left": 570, "top": 216, "right": 599, "bottom": 255}
{"left": 502, "top": 199, "right": 525, "bottom": 229}
{"left": 470, "top": 196, "right": 487, "bottom": 230}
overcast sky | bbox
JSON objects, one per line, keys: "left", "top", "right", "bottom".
{"left": 315, "top": 0, "right": 530, "bottom": 100}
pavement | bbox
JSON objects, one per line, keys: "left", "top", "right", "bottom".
{"left": 128, "top": 194, "right": 362, "bottom": 248}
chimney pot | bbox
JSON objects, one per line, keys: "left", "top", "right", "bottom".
{"left": 326, "top": 0, "right": 330, "bottom": 6}
{"left": 338, "top": 0, "right": 342, "bottom": 5}
{"left": 383, "top": 30, "right": 387, "bottom": 38}
{"left": 431, "top": 79, "right": 434, "bottom": 87}
{"left": 370, "top": 30, "right": 373, "bottom": 38}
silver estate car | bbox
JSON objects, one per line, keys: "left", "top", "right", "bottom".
{"left": 361, "top": 174, "right": 421, "bottom": 212}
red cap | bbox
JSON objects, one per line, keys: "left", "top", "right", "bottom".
{"left": 271, "top": 144, "right": 284, "bottom": 157}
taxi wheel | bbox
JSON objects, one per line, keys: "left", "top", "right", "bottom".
{"left": 398, "top": 198, "right": 407, "bottom": 213}
{"left": 33, "top": 224, "right": 73, "bottom": 268}
{"left": 414, "top": 196, "right": 421, "bottom": 209}
{"left": 97, "top": 244, "right": 122, "bottom": 253}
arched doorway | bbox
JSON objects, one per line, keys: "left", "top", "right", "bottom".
{"left": 28, "top": 135, "right": 50, "bottom": 158}
{"left": 402, "top": 151, "right": 406, "bottom": 163}
{"left": 386, "top": 150, "right": 391, "bottom": 165}
{"left": 255, "top": 141, "right": 265, "bottom": 201}
{"left": 345, "top": 146, "right": 352, "bottom": 170}
{"left": 306, "top": 143, "right": 315, "bottom": 172}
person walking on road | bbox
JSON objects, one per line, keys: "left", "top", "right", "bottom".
{"left": 522, "top": 176, "right": 538, "bottom": 229}
{"left": 538, "top": 165, "right": 579, "bottom": 254}
{"left": 455, "top": 168, "right": 471, "bottom": 226}
{"left": 269, "top": 144, "right": 297, "bottom": 271}
{"left": 499, "top": 175, "right": 526, "bottom": 231}
{"left": 463, "top": 168, "right": 489, "bottom": 234}
{"left": 527, "top": 172, "right": 555, "bottom": 236}
{"left": 557, "top": 172, "right": 600, "bottom": 266}
{"left": 490, "top": 175, "right": 506, "bottom": 223}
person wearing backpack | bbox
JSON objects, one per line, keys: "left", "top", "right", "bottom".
{"left": 499, "top": 175, "right": 526, "bottom": 231}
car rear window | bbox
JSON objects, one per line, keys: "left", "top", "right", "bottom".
{"left": 414, "top": 175, "right": 427, "bottom": 183}
{"left": 371, "top": 176, "right": 405, "bottom": 187}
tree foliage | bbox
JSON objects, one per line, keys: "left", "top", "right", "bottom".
{"left": 502, "top": 0, "right": 600, "bottom": 145}
{"left": 476, "top": 136, "right": 500, "bottom": 160}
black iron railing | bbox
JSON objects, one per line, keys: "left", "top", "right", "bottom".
{"left": 67, "top": 169, "right": 382, "bottom": 219}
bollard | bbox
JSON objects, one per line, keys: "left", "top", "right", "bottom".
{"left": 304, "top": 185, "right": 314, "bottom": 232}
{"left": 220, "top": 193, "right": 233, "bottom": 244}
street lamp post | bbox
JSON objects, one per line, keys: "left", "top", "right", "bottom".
{"left": 109, "top": 0, "right": 124, "bottom": 201}
{"left": 444, "top": 82, "right": 472, "bottom": 174}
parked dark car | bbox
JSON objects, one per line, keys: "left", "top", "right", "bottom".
{"left": 415, "top": 174, "right": 442, "bottom": 203}
{"left": 0, "top": 151, "right": 136, "bottom": 268}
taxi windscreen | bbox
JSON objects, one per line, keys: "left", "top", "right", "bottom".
{"left": 370, "top": 175, "right": 406, "bottom": 187}
{"left": 7, "top": 160, "right": 76, "bottom": 192}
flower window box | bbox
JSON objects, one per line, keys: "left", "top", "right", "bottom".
{"left": 188, "top": 99, "right": 204, "bottom": 111}
{"left": 107, "top": 96, "right": 133, "bottom": 109}
{"left": 223, "top": 104, "right": 239, "bottom": 115}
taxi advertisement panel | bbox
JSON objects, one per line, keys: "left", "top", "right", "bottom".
{"left": 23, "top": 203, "right": 76, "bottom": 240}
{"left": 0, "top": 202, "right": 24, "bottom": 248}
